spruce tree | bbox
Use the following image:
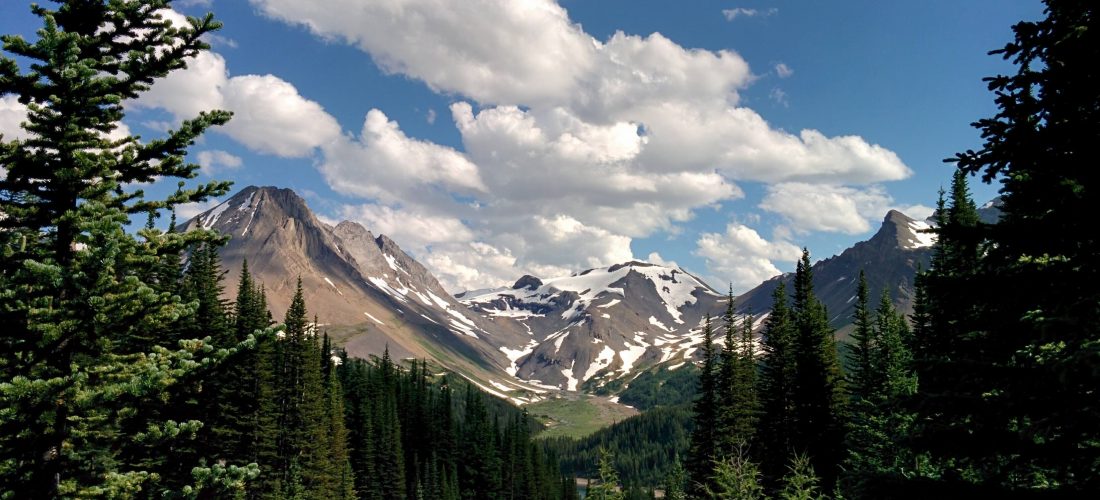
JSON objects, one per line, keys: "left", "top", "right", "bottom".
{"left": 687, "top": 314, "right": 719, "bottom": 494}
{"left": 0, "top": 1, "right": 255, "bottom": 495}
{"left": 588, "top": 448, "right": 624, "bottom": 500}
{"left": 789, "top": 249, "right": 845, "bottom": 490}
{"left": 756, "top": 281, "right": 796, "bottom": 485}
{"left": 912, "top": 1, "right": 1100, "bottom": 492}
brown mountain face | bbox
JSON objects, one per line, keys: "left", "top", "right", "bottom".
{"left": 733, "top": 210, "right": 936, "bottom": 337}
{"left": 179, "top": 186, "right": 544, "bottom": 401}
{"left": 180, "top": 185, "right": 993, "bottom": 402}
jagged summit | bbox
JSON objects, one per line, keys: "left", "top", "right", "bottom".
{"left": 461, "top": 260, "right": 724, "bottom": 390}
{"left": 178, "top": 185, "right": 550, "bottom": 404}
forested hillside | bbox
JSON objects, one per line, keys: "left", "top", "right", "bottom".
{"left": 2, "top": 0, "right": 1097, "bottom": 499}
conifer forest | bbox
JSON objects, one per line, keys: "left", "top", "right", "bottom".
{"left": 1, "top": 0, "right": 1097, "bottom": 498}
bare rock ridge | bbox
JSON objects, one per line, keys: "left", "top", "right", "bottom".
{"left": 182, "top": 185, "right": 996, "bottom": 399}
{"left": 731, "top": 208, "right": 965, "bottom": 336}
{"left": 460, "top": 260, "right": 726, "bottom": 391}
{"left": 179, "top": 186, "right": 550, "bottom": 401}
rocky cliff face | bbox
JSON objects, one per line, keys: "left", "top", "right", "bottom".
{"left": 179, "top": 186, "right": 546, "bottom": 403}
{"left": 733, "top": 210, "right": 935, "bottom": 336}
{"left": 461, "top": 261, "right": 727, "bottom": 391}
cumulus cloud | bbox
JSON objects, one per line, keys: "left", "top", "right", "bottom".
{"left": 321, "top": 109, "right": 486, "bottom": 206}
{"left": 695, "top": 223, "right": 801, "bottom": 293}
{"left": 760, "top": 183, "right": 907, "bottom": 235}
{"left": 175, "top": 198, "right": 224, "bottom": 220}
{"left": 775, "top": 62, "right": 793, "bottom": 78}
{"left": 250, "top": 0, "right": 596, "bottom": 106}
{"left": 0, "top": 96, "right": 30, "bottom": 142}
{"left": 195, "top": 150, "right": 243, "bottom": 176}
{"left": 133, "top": 13, "right": 340, "bottom": 158}
{"left": 133, "top": 1, "right": 921, "bottom": 292}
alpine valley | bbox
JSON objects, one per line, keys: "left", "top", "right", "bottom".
{"left": 181, "top": 186, "right": 998, "bottom": 409}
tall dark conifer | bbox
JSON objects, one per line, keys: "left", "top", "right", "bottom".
{"left": 0, "top": 1, "right": 255, "bottom": 495}
{"left": 687, "top": 314, "right": 719, "bottom": 494}
{"left": 756, "top": 281, "right": 796, "bottom": 484}
{"left": 790, "top": 249, "right": 845, "bottom": 490}
{"left": 911, "top": 3, "right": 1100, "bottom": 491}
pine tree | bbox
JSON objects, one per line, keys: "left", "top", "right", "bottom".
{"left": 0, "top": 1, "right": 256, "bottom": 495}
{"left": 687, "top": 314, "right": 719, "bottom": 494}
{"left": 664, "top": 455, "right": 687, "bottom": 500}
{"left": 588, "top": 448, "right": 624, "bottom": 500}
{"left": 716, "top": 289, "right": 758, "bottom": 458}
{"left": 847, "top": 271, "right": 876, "bottom": 402}
{"left": 707, "top": 447, "right": 765, "bottom": 499}
{"left": 911, "top": 2, "right": 1100, "bottom": 492}
{"left": 779, "top": 454, "right": 822, "bottom": 500}
{"left": 756, "top": 281, "right": 797, "bottom": 484}
{"left": 789, "top": 249, "right": 845, "bottom": 490}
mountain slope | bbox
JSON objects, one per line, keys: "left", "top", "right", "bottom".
{"left": 460, "top": 261, "right": 726, "bottom": 391}
{"left": 179, "top": 186, "right": 545, "bottom": 401}
{"left": 734, "top": 210, "right": 935, "bottom": 335}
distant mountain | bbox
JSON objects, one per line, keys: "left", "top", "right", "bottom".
{"left": 734, "top": 210, "right": 935, "bottom": 336}
{"left": 179, "top": 186, "right": 545, "bottom": 401}
{"left": 460, "top": 261, "right": 727, "bottom": 391}
{"left": 181, "top": 185, "right": 997, "bottom": 403}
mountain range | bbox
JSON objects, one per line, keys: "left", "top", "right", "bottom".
{"left": 182, "top": 186, "right": 988, "bottom": 403}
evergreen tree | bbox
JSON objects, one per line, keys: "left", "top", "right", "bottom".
{"left": 846, "top": 271, "right": 876, "bottom": 402}
{"left": 756, "top": 281, "right": 797, "bottom": 484}
{"left": 789, "top": 249, "right": 846, "bottom": 490}
{"left": 687, "top": 314, "right": 719, "bottom": 494}
{"left": 779, "top": 454, "right": 822, "bottom": 500}
{"left": 707, "top": 448, "right": 765, "bottom": 499}
{"left": 663, "top": 455, "right": 687, "bottom": 500}
{"left": 588, "top": 448, "right": 624, "bottom": 500}
{"left": 0, "top": 1, "right": 256, "bottom": 495}
{"left": 912, "top": 2, "right": 1100, "bottom": 492}
{"left": 716, "top": 289, "right": 758, "bottom": 458}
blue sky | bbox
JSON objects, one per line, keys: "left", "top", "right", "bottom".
{"left": 0, "top": 0, "right": 1043, "bottom": 293}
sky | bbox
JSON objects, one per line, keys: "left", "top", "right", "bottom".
{"left": 0, "top": 0, "right": 1044, "bottom": 294}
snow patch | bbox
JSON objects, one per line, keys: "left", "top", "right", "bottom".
{"left": 649, "top": 316, "right": 676, "bottom": 333}
{"left": 499, "top": 341, "right": 538, "bottom": 377}
{"left": 323, "top": 276, "right": 343, "bottom": 296}
{"left": 618, "top": 343, "right": 648, "bottom": 374}
{"left": 584, "top": 346, "right": 616, "bottom": 381}
{"left": 363, "top": 312, "right": 385, "bottom": 326}
{"left": 905, "top": 220, "right": 937, "bottom": 249}
{"left": 200, "top": 200, "right": 231, "bottom": 229}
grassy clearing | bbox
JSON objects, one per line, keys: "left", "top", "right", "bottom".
{"left": 528, "top": 395, "right": 638, "bottom": 439}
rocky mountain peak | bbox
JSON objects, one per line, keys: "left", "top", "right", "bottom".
{"left": 512, "top": 275, "right": 543, "bottom": 290}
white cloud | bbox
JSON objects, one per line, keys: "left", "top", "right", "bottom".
{"left": 722, "top": 7, "right": 778, "bottom": 21}
{"left": 646, "top": 252, "right": 679, "bottom": 269}
{"left": 0, "top": 96, "right": 30, "bottom": 141}
{"left": 175, "top": 198, "right": 223, "bottom": 220}
{"left": 251, "top": 0, "right": 597, "bottom": 106}
{"left": 695, "top": 223, "right": 801, "bottom": 293}
{"left": 145, "top": 1, "right": 920, "bottom": 292}
{"left": 338, "top": 203, "right": 475, "bottom": 250}
{"left": 195, "top": 150, "right": 243, "bottom": 176}
{"left": 775, "top": 62, "right": 793, "bottom": 78}
{"left": 897, "top": 204, "right": 935, "bottom": 221}
{"left": 426, "top": 108, "right": 436, "bottom": 124}
{"left": 760, "top": 183, "right": 901, "bottom": 235}
{"left": 321, "top": 109, "right": 486, "bottom": 205}
{"left": 221, "top": 75, "right": 341, "bottom": 157}
{"left": 134, "top": 13, "right": 340, "bottom": 158}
